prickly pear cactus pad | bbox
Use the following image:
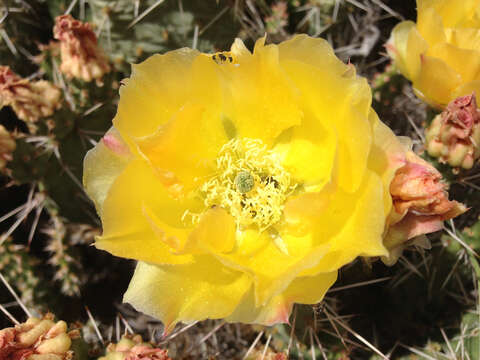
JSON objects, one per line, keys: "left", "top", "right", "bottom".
{"left": 0, "top": 1, "right": 479, "bottom": 359}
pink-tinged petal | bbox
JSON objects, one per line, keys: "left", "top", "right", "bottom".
{"left": 385, "top": 213, "right": 443, "bottom": 246}
{"left": 382, "top": 213, "right": 442, "bottom": 265}
{"left": 102, "top": 131, "right": 130, "bottom": 157}
{"left": 83, "top": 127, "right": 131, "bottom": 215}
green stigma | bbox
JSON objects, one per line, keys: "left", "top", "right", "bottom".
{"left": 235, "top": 171, "right": 255, "bottom": 194}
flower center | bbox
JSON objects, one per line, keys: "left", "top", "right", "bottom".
{"left": 192, "top": 138, "right": 296, "bottom": 231}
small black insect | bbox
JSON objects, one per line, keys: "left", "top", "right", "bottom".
{"left": 212, "top": 52, "right": 234, "bottom": 65}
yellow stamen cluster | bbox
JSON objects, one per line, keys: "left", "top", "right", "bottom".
{"left": 199, "top": 138, "right": 295, "bottom": 231}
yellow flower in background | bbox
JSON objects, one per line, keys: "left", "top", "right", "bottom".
{"left": 387, "top": 0, "right": 480, "bottom": 108}
{"left": 84, "top": 35, "right": 406, "bottom": 333}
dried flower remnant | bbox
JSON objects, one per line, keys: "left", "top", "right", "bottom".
{"left": 0, "top": 125, "right": 15, "bottom": 172}
{"left": 53, "top": 15, "right": 111, "bottom": 84}
{"left": 383, "top": 151, "right": 466, "bottom": 264}
{"left": 0, "top": 66, "right": 61, "bottom": 124}
{"left": 0, "top": 313, "right": 79, "bottom": 360}
{"left": 98, "top": 335, "right": 171, "bottom": 360}
{"left": 426, "top": 93, "right": 480, "bottom": 169}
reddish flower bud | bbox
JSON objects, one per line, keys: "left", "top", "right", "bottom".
{"left": 426, "top": 93, "right": 480, "bottom": 169}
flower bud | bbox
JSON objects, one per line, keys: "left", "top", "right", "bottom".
{"left": 99, "top": 335, "right": 170, "bottom": 360}
{"left": 426, "top": 93, "right": 480, "bottom": 169}
{"left": 0, "top": 66, "right": 61, "bottom": 124}
{"left": 383, "top": 151, "right": 466, "bottom": 265}
{"left": 0, "top": 313, "right": 77, "bottom": 360}
{"left": 53, "top": 15, "right": 111, "bottom": 84}
{"left": 0, "top": 125, "right": 15, "bottom": 172}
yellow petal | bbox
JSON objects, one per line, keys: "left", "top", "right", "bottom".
{"left": 405, "top": 26, "right": 428, "bottom": 81}
{"left": 427, "top": 43, "right": 480, "bottom": 83}
{"left": 96, "top": 229, "right": 190, "bottom": 265}
{"left": 230, "top": 38, "right": 251, "bottom": 60}
{"left": 142, "top": 204, "right": 191, "bottom": 253}
{"left": 83, "top": 127, "right": 130, "bottom": 215}
{"left": 426, "top": 0, "right": 478, "bottom": 27}
{"left": 279, "top": 58, "right": 372, "bottom": 193}
{"left": 218, "top": 40, "right": 303, "bottom": 145}
{"left": 367, "top": 112, "right": 406, "bottom": 218}
{"left": 136, "top": 103, "right": 227, "bottom": 193}
{"left": 417, "top": 7, "right": 445, "bottom": 46}
{"left": 283, "top": 187, "right": 332, "bottom": 237}
{"left": 388, "top": 21, "right": 417, "bottom": 79}
{"left": 448, "top": 28, "right": 480, "bottom": 51}
{"left": 185, "top": 207, "right": 237, "bottom": 254}
{"left": 277, "top": 34, "right": 373, "bottom": 192}
{"left": 124, "top": 259, "right": 252, "bottom": 333}
{"left": 274, "top": 105, "right": 337, "bottom": 190}
{"left": 334, "top": 78, "right": 374, "bottom": 193}
{"left": 277, "top": 34, "right": 351, "bottom": 77}
{"left": 96, "top": 158, "right": 197, "bottom": 265}
{"left": 114, "top": 48, "right": 200, "bottom": 142}
{"left": 414, "top": 54, "right": 462, "bottom": 107}
{"left": 453, "top": 80, "right": 480, "bottom": 98}
{"left": 307, "top": 170, "right": 388, "bottom": 273}
{"left": 226, "top": 270, "right": 337, "bottom": 325}
{"left": 213, "top": 226, "right": 332, "bottom": 307}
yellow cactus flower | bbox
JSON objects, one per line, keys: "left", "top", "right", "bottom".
{"left": 84, "top": 35, "right": 409, "bottom": 332}
{"left": 387, "top": 0, "right": 480, "bottom": 108}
